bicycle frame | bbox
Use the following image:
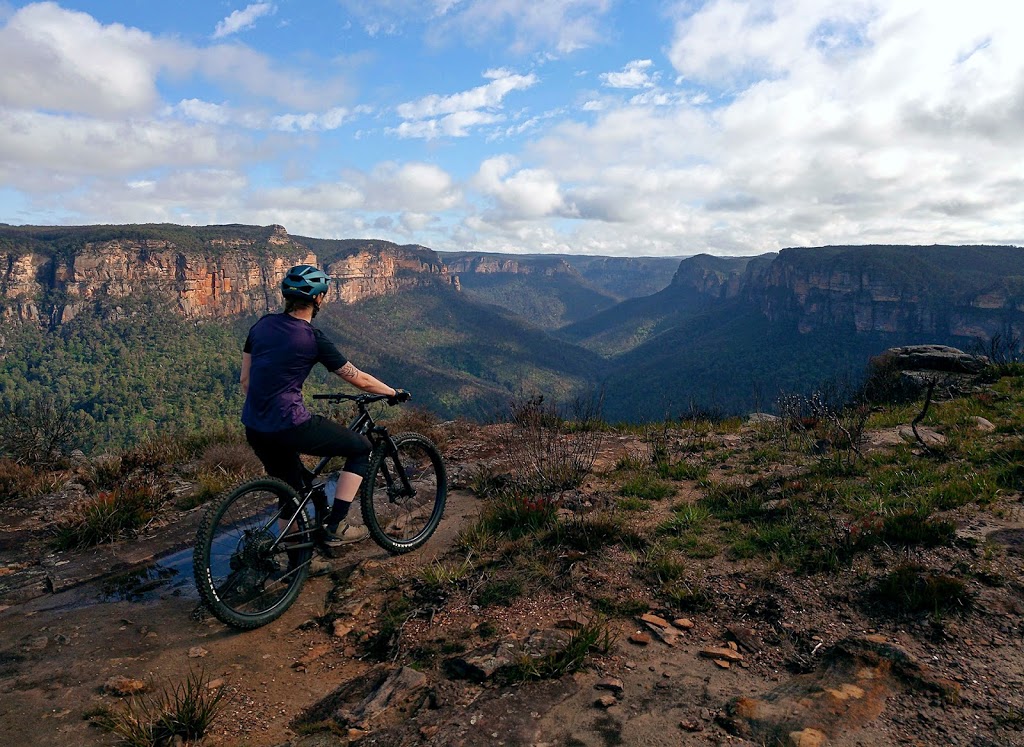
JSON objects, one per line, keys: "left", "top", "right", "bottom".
{"left": 265, "top": 393, "right": 414, "bottom": 554}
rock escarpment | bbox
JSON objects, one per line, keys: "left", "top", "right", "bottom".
{"left": 0, "top": 225, "right": 456, "bottom": 325}
{"left": 755, "top": 245, "right": 1024, "bottom": 337}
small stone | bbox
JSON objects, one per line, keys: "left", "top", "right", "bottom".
{"left": 347, "top": 728, "right": 367, "bottom": 741}
{"left": 713, "top": 659, "right": 731, "bottom": 669}
{"left": 555, "top": 619, "right": 584, "bottom": 630}
{"left": 595, "top": 695, "right": 618, "bottom": 708}
{"left": 673, "top": 618, "right": 694, "bottom": 629}
{"left": 789, "top": 728, "right": 829, "bottom": 747}
{"left": 629, "top": 632, "right": 651, "bottom": 646}
{"left": 188, "top": 646, "right": 209, "bottom": 658}
{"left": 104, "top": 676, "right": 148, "bottom": 696}
{"left": 699, "top": 647, "right": 743, "bottom": 662}
{"left": 344, "top": 646, "right": 357, "bottom": 657}
{"left": 332, "top": 620, "right": 353, "bottom": 638}
{"left": 420, "top": 726, "right": 440, "bottom": 739}
{"left": 207, "top": 678, "right": 225, "bottom": 690}
{"left": 640, "top": 613, "right": 670, "bottom": 629}
{"left": 727, "top": 641, "right": 738, "bottom": 651}
{"left": 680, "top": 720, "right": 704, "bottom": 732}
{"left": 624, "top": 660, "right": 637, "bottom": 669}
{"left": 595, "top": 678, "right": 624, "bottom": 696}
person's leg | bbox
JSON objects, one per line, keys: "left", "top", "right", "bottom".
{"left": 286, "top": 416, "right": 372, "bottom": 543}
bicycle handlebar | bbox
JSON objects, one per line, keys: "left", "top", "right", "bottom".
{"left": 311, "top": 392, "right": 394, "bottom": 405}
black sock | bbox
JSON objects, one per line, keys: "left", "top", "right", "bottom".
{"left": 327, "top": 498, "right": 353, "bottom": 526}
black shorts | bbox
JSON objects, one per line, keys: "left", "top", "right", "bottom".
{"left": 246, "top": 414, "right": 372, "bottom": 491}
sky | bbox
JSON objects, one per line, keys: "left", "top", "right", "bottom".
{"left": 0, "top": 1, "right": 1022, "bottom": 257}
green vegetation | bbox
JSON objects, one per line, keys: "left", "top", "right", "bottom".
{"left": 0, "top": 300, "right": 247, "bottom": 453}
{"left": 88, "top": 669, "right": 227, "bottom": 747}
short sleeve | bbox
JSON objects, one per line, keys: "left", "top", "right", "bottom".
{"left": 313, "top": 327, "right": 348, "bottom": 371}
{"left": 243, "top": 328, "right": 253, "bottom": 353}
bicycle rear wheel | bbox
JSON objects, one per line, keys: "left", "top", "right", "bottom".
{"left": 361, "top": 432, "right": 447, "bottom": 554}
{"left": 193, "top": 478, "right": 313, "bottom": 629}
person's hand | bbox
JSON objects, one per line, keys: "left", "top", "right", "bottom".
{"left": 387, "top": 389, "right": 411, "bottom": 406}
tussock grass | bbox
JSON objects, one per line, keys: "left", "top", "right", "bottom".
{"left": 89, "top": 669, "right": 227, "bottom": 747}
{"left": 54, "top": 480, "right": 161, "bottom": 549}
{"left": 499, "top": 618, "right": 615, "bottom": 684}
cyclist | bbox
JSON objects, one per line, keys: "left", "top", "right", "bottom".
{"left": 240, "top": 264, "right": 409, "bottom": 547}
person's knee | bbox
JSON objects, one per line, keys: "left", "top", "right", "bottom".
{"left": 343, "top": 435, "right": 372, "bottom": 477}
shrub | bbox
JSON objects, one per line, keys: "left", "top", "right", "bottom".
{"left": 0, "top": 458, "right": 41, "bottom": 503}
{"left": 0, "top": 397, "right": 86, "bottom": 467}
{"left": 544, "top": 512, "right": 643, "bottom": 553}
{"left": 498, "top": 394, "right": 603, "bottom": 493}
{"left": 880, "top": 511, "right": 957, "bottom": 547}
{"left": 54, "top": 480, "right": 160, "bottom": 549}
{"left": 197, "top": 443, "right": 262, "bottom": 477}
{"left": 871, "top": 564, "right": 973, "bottom": 614}
{"left": 176, "top": 469, "right": 235, "bottom": 510}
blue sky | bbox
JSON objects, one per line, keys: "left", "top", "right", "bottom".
{"left": 0, "top": 0, "right": 1022, "bottom": 256}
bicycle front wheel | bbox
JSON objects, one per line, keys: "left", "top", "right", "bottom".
{"left": 361, "top": 432, "right": 447, "bottom": 554}
{"left": 193, "top": 478, "right": 313, "bottom": 629}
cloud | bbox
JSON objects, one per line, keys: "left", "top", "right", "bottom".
{"left": 393, "top": 69, "right": 536, "bottom": 139}
{"left": 356, "top": 162, "right": 463, "bottom": 212}
{"left": 338, "top": 0, "right": 613, "bottom": 54}
{"left": 600, "top": 60, "right": 657, "bottom": 89}
{"left": 397, "top": 69, "right": 537, "bottom": 119}
{"left": 0, "top": 2, "right": 161, "bottom": 116}
{"left": 473, "top": 155, "right": 571, "bottom": 221}
{"left": 213, "top": 3, "right": 275, "bottom": 39}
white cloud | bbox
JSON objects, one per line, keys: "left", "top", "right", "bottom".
{"left": 600, "top": 60, "right": 657, "bottom": 89}
{"left": 0, "top": 3, "right": 161, "bottom": 116}
{"left": 0, "top": 110, "right": 241, "bottom": 182}
{"left": 473, "top": 155, "right": 570, "bottom": 221}
{"left": 339, "top": 0, "right": 613, "bottom": 54}
{"left": 393, "top": 69, "right": 536, "bottom": 139}
{"left": 397, "top": 70, "right": 537, "bottom": 119}
{"left": 356, "top": 162, "right": 462, "bottom": 212}
{"left": 213, "top": 3, "right": 275, "bottom": 39}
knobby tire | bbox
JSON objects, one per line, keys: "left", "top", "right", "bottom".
{"left": 193, "top": 478, "right": 312, "bottom": 629}
{"left": 361, "top": 432, "right": 446, "bottom": 554}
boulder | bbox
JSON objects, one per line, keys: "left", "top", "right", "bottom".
{"left": 865, "top": 345, "right": 989, "bottom": 403}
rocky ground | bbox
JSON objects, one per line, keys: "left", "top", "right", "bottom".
{"left": 2, "top": 406, "right": 1024, "bottom": 747}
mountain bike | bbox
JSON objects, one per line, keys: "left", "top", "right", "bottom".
{"left": 193, "top": 393, "right": 447, "bottom": 629}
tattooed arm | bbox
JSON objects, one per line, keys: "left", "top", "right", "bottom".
{"left": 334, "top": 361, "right": 398, "bottom": 397}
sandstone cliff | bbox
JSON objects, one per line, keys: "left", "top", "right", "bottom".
{"left": 0, "top": 225, "right": 456, "bottom": 325}
{"left": 756, "top": 245, "right": 1024, "bottom": 338}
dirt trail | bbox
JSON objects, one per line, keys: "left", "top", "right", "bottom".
{"left": 0, "top": 489, "right": 480, "bottom": 747}
{"left": 3, "top": 424, "right": 1024, "bottom": 747}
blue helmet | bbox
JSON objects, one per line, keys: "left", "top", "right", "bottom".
{"left": 281, "top": 264, "right": 330, "bottom": 300}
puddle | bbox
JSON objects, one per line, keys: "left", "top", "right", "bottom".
{"left": 98, "top": 546, "right": 198, "bottom": 602}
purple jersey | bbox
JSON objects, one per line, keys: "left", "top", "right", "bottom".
{"left": 242, "top": 313, "right": 347, "bottom": 432}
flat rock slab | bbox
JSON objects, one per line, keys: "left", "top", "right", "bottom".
{"left": 445, "top": 628, "right": 571, "bottom": 682}
{"left": 717, "top": 636, "right": 958, "bottom": 745}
